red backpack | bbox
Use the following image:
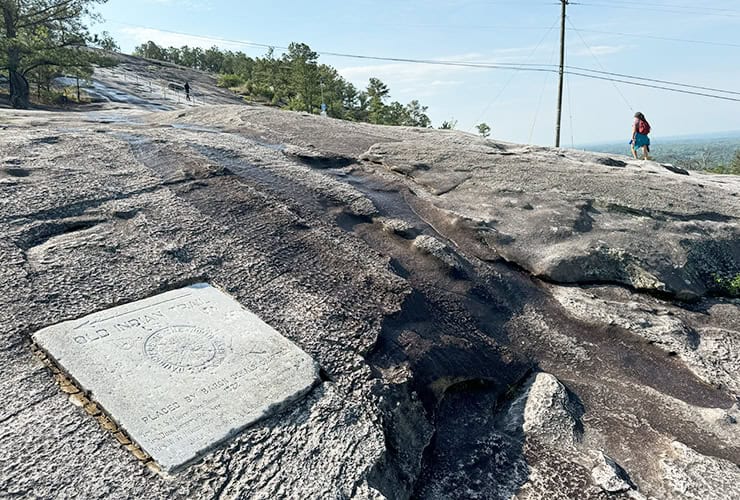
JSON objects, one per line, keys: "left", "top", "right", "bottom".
{"left": 638, "top": 119, "right": 651, "bottom": 135}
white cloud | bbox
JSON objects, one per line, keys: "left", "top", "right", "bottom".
{"left": 335, "top": 46, "right": 560, "bottom": 99}
{"left": 338, "top": 61, "right": 472, "bottom": 83}
{"left": 336, "top": 53, "right": 491, "bottom": 97}
{"left": 147, "top": 0, "right": 211, "bottom": 8}
{"left": 572, "top": 45, "right": 628, "bottom": 57}
{"left": 430, "top": 80, "right": 464, "bottom": 86}
{"left": 337, "top": 61, "right": 477, "bottom": 99}
{"left": 117, "top": 26, "right": 250, "bottom": 52}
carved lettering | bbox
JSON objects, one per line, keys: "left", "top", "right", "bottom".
{"left": 32, "top": 284, "right": 318, "bottom": 473}
{"left": 141, "top": 401, "right": 181, "bottom": 423}
{"left": 73, "top": 328, "right": 110, "bottom": 345}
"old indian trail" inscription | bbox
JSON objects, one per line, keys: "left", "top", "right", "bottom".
{"left": 32, "top": 283, "right": 320, "bottom": 473}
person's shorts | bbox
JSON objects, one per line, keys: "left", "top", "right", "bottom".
{"left": 633, "top": 133, "right": 650, "bottom": 150}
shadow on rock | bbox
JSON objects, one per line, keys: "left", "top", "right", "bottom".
{"left": 412, "top": 379, "right": 532, "bottom": 499}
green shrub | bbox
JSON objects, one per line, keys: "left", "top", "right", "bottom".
{"left": 713, "top": 273, "right": 740, "bottom": 296}
{"left": 217, "top": 73, "right": 245, "bottom": 88}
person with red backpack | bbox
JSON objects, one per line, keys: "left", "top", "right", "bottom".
{"left": 631, "top": 111, "right": 652, "bottom": 160}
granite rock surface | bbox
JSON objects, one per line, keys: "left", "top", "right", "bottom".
{"left": 1, "top": 60, "right": 738, "bottom": 499}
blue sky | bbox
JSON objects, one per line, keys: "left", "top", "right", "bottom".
{"left": 94, "top": 0, "right": 740, "bottom": 146}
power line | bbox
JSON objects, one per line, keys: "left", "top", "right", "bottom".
{"left": 531, "top": 20, "right": 561, "bottom": 144}
{"left": 581, "top": 0, "right": 740, "bottom": 15}
{"left": 573, "top": 1, "right": 740, "bottom": 17}
{"left": 275, "top": 19, "right": 740, "bottom": 49}
{"left": 355, "top": 22, "right": 556, "bottom": 32}
{"left": 112, "top": 21, "right": 562, "bottom": 72}
{"left": 470, "top": 16, "right": 561, "bottom": 131}
{"left": 567, "top": 18, "right": 634, "bottom": 111}
{"left": 565, "top": 73, "right": 575, "bottom": 148}
{"left": 565, "top": 70, "right": 740, "bottom": 102}
{"left": 576, "top": 29, "right": 740, "bottom": 49}
{"left": 568, "top": 66, "right": 740, "bottom": 96}
{"left": 110, "top": 21, "right": 740, "bottom": 103}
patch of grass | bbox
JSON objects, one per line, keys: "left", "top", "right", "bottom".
{"left": 713, "top": 273, "right": 740, "bottom": 296}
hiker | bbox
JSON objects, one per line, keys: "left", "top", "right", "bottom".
{"left": 631, "top": 111, "right": 651, "bottom": 160}
{"left": 184, "top": 81, "right": 191, "bottom": 101}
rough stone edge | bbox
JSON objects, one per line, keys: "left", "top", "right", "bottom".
{"left": 29, "top": 342, "right": 163, "bottom": 475}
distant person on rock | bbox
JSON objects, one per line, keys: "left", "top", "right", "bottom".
{"left": 630, "top": 111, "right": 651, "bottom": 160}
{"left": 184, "top": 81, "right": 191, "bottom": 101}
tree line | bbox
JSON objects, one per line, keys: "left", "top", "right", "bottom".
{"left": 659, "top": 145, "right": 740, "bottom": 175}
{"left": 133, "top": 40, "right": 434, "bottom": 127}
{"left": 706, "top": 150, "right": 740, "bottom": 175}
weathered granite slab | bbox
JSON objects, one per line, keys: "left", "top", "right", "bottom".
{"left": 32, "top": 283, "right": 320, "bottom": 473}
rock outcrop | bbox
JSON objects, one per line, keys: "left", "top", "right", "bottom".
{"left": 1, "top": 60, "right": 738, "bottom": 499}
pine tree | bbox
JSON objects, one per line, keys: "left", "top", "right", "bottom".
{"left": 366, "top": 77, "right": 390, "bottom": 124}
{"left": 1, "top": 0, "right": 109, "bottom": 108}
{"left": 476, "top": 122, "right": 491, "bottom": 138}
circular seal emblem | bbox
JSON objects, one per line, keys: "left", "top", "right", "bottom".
{"left": 144, "top": 325, "right": 226, "bottom": 373}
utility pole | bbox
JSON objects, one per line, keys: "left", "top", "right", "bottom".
{"left": 555, "top": 0, "right": 568, "bottom": 147}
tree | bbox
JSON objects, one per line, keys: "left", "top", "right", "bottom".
{"left": 366, "top": 77, "right": 390, "bottom": 124}
{"left": 165, "top": 46, "right": 182, "bottom": 66}
{"left": 284, "top": 42, "right": 318, "bottom": 112}
{"left": 707, "top": 149, "right": 740, "bottom": 175}
{"left": 439, "top": 119, "right": 458, "bottom": 130}
{"left": 351, "top": 90, "right": 370, "bottom": 122}
{"left": 122, "top": 39, "right": 433, "bottom": 129}
{"left": 202, "top": 45, "right": 224, "bottom": 73}
{"left": 384, "top": 101, "right": 408, "bottom": 126}
{"left": 476, "top": 122, "right": 491, "bottom": 138}
{"left": 92, "top": 30, "right": 118, "bottom": 52}
{"left": 689, "top": 147, "right": 718, "bottom": 171}
{"left": 133, "top": 41, "right": 163, "bottom": 60}
{"left": 1, "top": 0, "right": 108, "bottom": 108}
{"left": 405, "top": 100, "right": 431, "bottom": 128}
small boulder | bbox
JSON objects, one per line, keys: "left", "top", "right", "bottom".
{"left": 501, "top": 372, "right": 581, "bottom": 447}
{"left": 591, "top": 452, "right": 632, "bottom": 493}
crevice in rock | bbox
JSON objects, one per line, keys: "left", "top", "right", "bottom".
{"left": 29, "top": 135, "right": 61, "bottom": 145}
{"left": 1, "top": 183, "right": 183, "bottom": 225}
{"left": 602, "top": 202, "right": 735, "bottom": 223}
{"left": 212, "top": 452, "right": 234, "bottom": 500}
{"left": 4, "top": 167, "right": 30, "bottom": 177}
{"left": 365, "top": 382, "right": 433, "bottom": 500}
{"left": 285, "top": 151, "right": 356, "bottom": 169}
{"left": 490, "top": 250, "right": 703, "bottom": 304}
{"left": 411, "top": 374, "right": 535, "bottom": 500}
{"left": 595, "top": 157, "right": 627, "bottom": 167}
{"left": 318, "top": 368, "right": 334, "bottom": 383}
{"left": 334, "top": 210, "right": 374, "bottom": 232}
{"left": 16, "top": 218, "right": 107, "bottom": 251}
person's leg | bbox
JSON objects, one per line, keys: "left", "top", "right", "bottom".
{"left": 632, "top": 146, "right": 638, "bottom": 159}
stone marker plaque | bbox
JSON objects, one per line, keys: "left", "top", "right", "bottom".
{"left": 33, "top": 283, "right": 319, "bottom": 473}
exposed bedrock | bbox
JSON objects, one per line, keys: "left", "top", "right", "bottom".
{"left": 2, "top": 95, "right": 739, "bottom": 499}
{"left": 159, "top": 105, "right": 740, "bottom": 300}
{"left": 356, "top": 139, "right": 740, "bottom": 301}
